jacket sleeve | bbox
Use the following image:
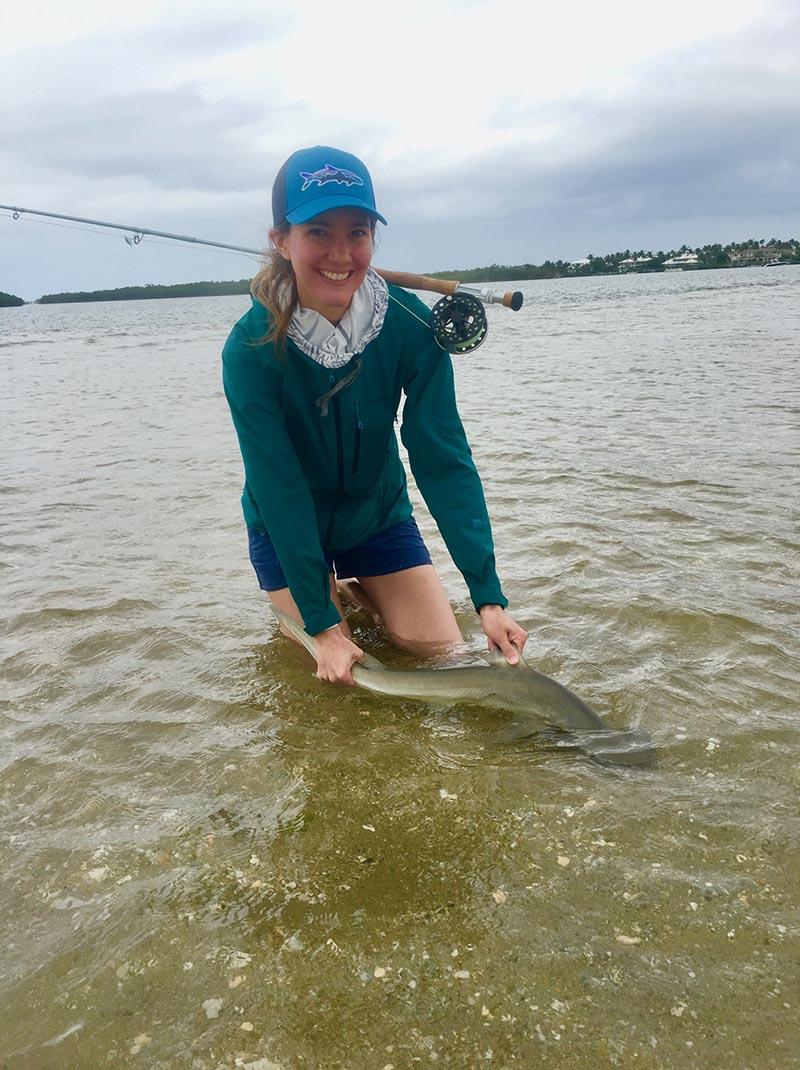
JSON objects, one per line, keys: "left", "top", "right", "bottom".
{"left": 222, "top": 326, "right": 341, "bottom": 635}
{"left": 398, "top": 298, "right": 508, "bottom": 611}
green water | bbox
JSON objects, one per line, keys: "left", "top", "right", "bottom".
{"left": 1, "top": 269, "right": 798, "bottom": 1068}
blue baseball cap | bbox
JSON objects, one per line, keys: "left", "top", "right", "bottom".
{"left": 272, "top": 146, "right": 388, "bottom": 227}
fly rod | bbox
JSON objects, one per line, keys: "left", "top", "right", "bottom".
{"left": 1, "top": 204, "right": 523, "bottom": 311}
{"left": 2, "top": 203, "right": 524, "bottom": 353}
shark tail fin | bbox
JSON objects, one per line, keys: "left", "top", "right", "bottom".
{"left": 269, "top": 603, "right": 385, "bottom": 671}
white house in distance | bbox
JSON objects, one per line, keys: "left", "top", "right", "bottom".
{"left": 619, "top": 256, "right": 654, "bottom": 272}
{"left": 729, "top": 245, "right": 794, "bottom": 266}
{"left": 663, "top": 252, "right": 700, "bottom": 270}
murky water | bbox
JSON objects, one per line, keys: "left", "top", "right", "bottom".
{"left": 1, "top": 267, "right": 798, "bottom": 1069}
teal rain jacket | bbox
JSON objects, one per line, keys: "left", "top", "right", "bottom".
{"left": 222, "top": 284, "right": 507, "bottom": 635}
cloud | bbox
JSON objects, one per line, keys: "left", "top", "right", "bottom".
{"left": 8, "top": 86, "right": 298, "bottom": 194}
{"left": 378, "top": 7, "right": 800, "bottom": 263}
{"left": 1, "top": 10, "right": 299, "bottom": 190}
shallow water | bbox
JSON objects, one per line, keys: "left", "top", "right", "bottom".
{"left": 1, "top": 267, "right": 799, "bottom": 1068}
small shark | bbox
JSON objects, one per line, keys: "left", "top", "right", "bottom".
{"left": 299, "top": 164, "right": 364, "bottom": 191}
{"left": 270, "top": 606, "right": 655, "bottom": 767}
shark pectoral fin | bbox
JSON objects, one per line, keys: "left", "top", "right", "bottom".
{"left": 490, "top": 721, "right": 546, "bottom": 744}
{"left": 572, "top": 728, "right": 657, "bottom": 768}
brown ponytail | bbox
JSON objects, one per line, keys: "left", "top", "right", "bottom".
{"left": 249, "top": 224, "right": 296, "bottom": 351}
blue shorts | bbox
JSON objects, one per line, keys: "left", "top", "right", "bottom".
{"left": 247, "top": 516, "right": 433, "bottom": 592}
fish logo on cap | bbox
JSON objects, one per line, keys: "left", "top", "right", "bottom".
{"left": 299, "top": 164, "right": 365, "bottom": 192}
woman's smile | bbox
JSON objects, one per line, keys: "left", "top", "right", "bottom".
{"left": 274, "top": 208, "right": 374, "bottom": 323}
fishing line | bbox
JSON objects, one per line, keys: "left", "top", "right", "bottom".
{"left": 0, "top": 213, "right": 131, "bottom": 242}
{"left": 0, "top": 212, "right": 259, "bottom": 261}
{"left": 135, "top": 236, "right": 261, "bottom": 261}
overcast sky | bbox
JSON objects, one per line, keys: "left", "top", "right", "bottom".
{"left": 2, "top": 0, "right": 798, "bottom": 300}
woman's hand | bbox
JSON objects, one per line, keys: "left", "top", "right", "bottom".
{"left": 478, "top": 605, "right": 528, "bottom": 665}
{"left": 313, "top": 625, "right": 366, "bottom": 686}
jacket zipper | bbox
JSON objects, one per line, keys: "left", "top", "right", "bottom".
{"left": 352, "top": 400, "right": 362, "bottom": 474}
{"left": 333, "top": 394, "right": 344, "bottom": 492}
{"left": 321, "top": 373, "right": 343, "bottom": 552}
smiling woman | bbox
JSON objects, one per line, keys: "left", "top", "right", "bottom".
{"left": 222, "top": 145, "right": 527, "bottom": 686}
{"left": 272, "top": 212, "right": 375, "bottom": 325}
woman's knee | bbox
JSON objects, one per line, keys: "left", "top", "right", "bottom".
{"left": 356, "top": 566, "right": 462, "bottom": 649}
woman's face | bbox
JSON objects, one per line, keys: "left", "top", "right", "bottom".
{"left": 273, "top": 207, "right": 374, "bottom": 324}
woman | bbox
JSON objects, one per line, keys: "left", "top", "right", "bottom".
{"left": 222, "top": 145, "right": 526, "bottom": 685}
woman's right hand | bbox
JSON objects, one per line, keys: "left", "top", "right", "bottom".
{"left": 313, "top": 625, "right": 366, "bottom": 686}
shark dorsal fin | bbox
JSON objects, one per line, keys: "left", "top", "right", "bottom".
{"left": 357, "top": 650, "right": 385, "bottom": 671}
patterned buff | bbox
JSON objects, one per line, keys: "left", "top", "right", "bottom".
{"left": 288, "top": 268, "right": 389, "bottom": 369}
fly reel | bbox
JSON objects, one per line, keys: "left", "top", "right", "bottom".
{"left": 429, "top": 292, "right": 488, "bottom": 354}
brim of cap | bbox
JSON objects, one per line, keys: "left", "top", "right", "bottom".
{"left": 285, "top": 193, "right": 388, "bottom": 227}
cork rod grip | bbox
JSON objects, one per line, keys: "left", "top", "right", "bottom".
{"left": 375, "top": 270, "right": 458, "bottom": 297}
{"left": 376, "top": 269, "right": 523, "bottom": 311}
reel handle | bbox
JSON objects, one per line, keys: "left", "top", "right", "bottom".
{"left": 376, "top": 269, "right": 522, "bottom": 311}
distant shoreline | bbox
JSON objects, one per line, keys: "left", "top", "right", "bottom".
{"left": 7, "top": 239, "right": 798, "bottom": 305}
{"left": 33, "top": 279, "right": 252, "bottom": 306}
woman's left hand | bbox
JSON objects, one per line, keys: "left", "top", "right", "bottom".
{"left": 478, "top": 604, "right": 528, "bottom": 665}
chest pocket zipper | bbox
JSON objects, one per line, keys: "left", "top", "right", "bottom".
{"left": 352, "top": 400, "right": 363, "bottom": 474}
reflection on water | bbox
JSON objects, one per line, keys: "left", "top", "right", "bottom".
{"left": 1, "top": 270, "right": 799, "bottom": 1068}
